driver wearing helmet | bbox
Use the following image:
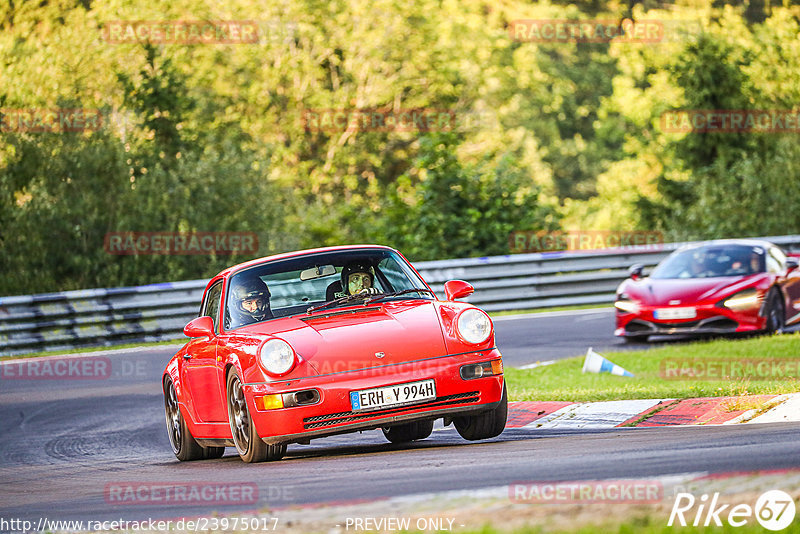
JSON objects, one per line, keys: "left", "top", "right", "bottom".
{"left": 333, "top": 261, "right": 382, "bottom": 299}
{"left": 229, "top": 274, "right": 273, "bottom": 327}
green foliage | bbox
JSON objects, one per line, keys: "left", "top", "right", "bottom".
{"left": 641, "top": 17, "right": 800, "bottom": 239}
{"left": 380, "top": 134, "right": 556, "bottom": 261}
{"left": 2, "top": 0, "right": 800, "bottom": 295}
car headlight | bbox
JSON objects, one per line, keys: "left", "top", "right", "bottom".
{"left": 615, "top": 294, "right": 640, "bottom": 313}
{"left": 722, "top": 289, "right": 762, "bottom": 311}
{"left": 258, "top": 339, "right": 296, "bottom": 375}
{"left": 456, "top": 309, "right": 492, "bottom": 344}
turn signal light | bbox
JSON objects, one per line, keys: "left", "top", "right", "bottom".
{"left": 256, "top": 394, "right": 284, "bottom": 410}
{"left": 491, "top": 359, "right": 503, "bottom": 375}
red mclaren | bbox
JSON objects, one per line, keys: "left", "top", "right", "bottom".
{"left": 163, "top": 245, "right": 506, "bottom": 462}
{"left": 615, "top": 239, "right": 800, "bottom": 342}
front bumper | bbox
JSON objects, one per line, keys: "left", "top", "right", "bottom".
{"left": 244, "top": 348, "right": 504, "bottom": 445}
{"left": 615, "top": 303, "right": 765, "bottom": 337}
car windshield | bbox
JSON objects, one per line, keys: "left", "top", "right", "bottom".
{"left": 649, "top": 244, "right": 766, "bottom": 279}
{"left": 224, "top": 248, "right": 433, "bottom": 330}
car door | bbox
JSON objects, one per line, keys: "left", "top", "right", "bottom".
{"left": 182, "top": 280, "right": 228, "bottom": 423}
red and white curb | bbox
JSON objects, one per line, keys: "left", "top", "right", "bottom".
{"left": 506, "top": 393, "right": 800, "bottom": 429}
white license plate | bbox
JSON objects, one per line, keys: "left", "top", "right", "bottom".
{"left": 350, "top": 379, "right": 436, "bottom": 412}
{"left": 654, "top": 307, "right": 697, "bottom": 320}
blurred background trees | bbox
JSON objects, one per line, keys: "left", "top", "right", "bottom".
{"left": 1, "top": 0, "right": 799, "bottom": 294}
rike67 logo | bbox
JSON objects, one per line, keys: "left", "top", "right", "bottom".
{"left": 669, "top": 490, "right": 796, "bottom": 531}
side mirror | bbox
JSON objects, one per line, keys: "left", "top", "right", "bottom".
{"left": 184, "top": 316, "right": 215, "bottom": 339}
{"left": 628, "top": 264, "right": 645, "bottom": 281}
{"left": 444, "top": 280, "right": 474, "bottom": 301}
{"left": 786, "top": 257, "right": 799, "bottom": 273}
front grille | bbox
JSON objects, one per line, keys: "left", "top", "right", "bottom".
{"left": 303, "top": 391, "right": 480, "bottom": 430}
{"left": 625, "top": 320, "right": 652, "bottom": 333}
{"left": 653, "top": 320, "right": 701, "bottom": 329}
{"left": 627, "top": 316, "right": 739, "bottom": 334}
{"left": 701, "top": 317, "right": 738, "bottom": 329}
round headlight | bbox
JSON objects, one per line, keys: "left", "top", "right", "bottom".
{"left": 456, "top": 309, "right": 492, "bottom": 345}
{"left": 259, "top": 339, "right": 296, "bottom": 375}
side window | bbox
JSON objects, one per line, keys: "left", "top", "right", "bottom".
{"left": 766, "top": 248, "right": 784, "bottom": 274}
{"left": 202, "top": 281, "right": 223, "bottom": 333}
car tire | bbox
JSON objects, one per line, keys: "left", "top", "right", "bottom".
{"left": 381, "top": 420, "right": 434, "bottom": 443}
{"left": 454, "top": 383, "right": 508, "bottom": 441}
{"left": 226, "top": 371, "right": 286, "bottom": 463}
{"left": 164, "top": 377, "right": 222, "bottom": 461}
{"left": 765, "top": 289, "right": 785, "bottom": 334}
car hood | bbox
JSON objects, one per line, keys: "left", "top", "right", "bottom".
{"left": 235, "top": 301, "right": 448, "bottom": 375}
{"left": 620, "top": 274, "right": 767, "bottom": 306}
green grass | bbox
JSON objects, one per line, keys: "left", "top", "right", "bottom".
{"left": 0, "top": 338, "right": 184, "bottom": 361}
{"left": 488, "top": 304, "right": 609, "bottom": 317}
{"left": 506, "top": 333, "right": 800, "bottom": 402}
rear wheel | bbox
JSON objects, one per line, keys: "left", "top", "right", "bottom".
{"left": 765, "top": 289, "right": 785, "bottom": 334}
{"left": 454, "top": 383, "right": 508, "bottom": 441}
{"left": 163, "top": 377, "right": 224, "bottom": 461}
{"left": 226, "top": 371, "right": 286, "bottom": 463}
{"left": 382, "top": 420, "right": 434, "bottom": 443}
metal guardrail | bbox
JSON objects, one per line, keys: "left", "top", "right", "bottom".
{"left": 2, "top": 235, "right": 799, "bottom": 356}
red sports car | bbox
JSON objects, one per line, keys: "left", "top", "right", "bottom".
{"left": 163, "top": 245, "right": 506, "bottom": 462}
{"left": 615, "top": 239, "right": 800, "bottom": 342}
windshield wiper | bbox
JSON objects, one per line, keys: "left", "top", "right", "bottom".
{"left": 306, "top": 288, "right": 436, "bottom": 314}
{"left": 306, "top": 292, "right": 371, "bottom": 314}
{"left": 363, "top": 288, "right": 436, "bottom": 305}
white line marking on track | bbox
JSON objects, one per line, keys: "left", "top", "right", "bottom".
{"left": 517, "top": 360, "right": 558, "bottom": 370}
{"left": 493, "top": 308, "right": 613, "bottom": 322}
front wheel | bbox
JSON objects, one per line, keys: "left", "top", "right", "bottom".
{"left": 382, "top": 420, "right": 434, "bottom": 443}
{"left": 765, "top": 289, "right": 785, "bottom": 334}
{"left": 163, "top": 377, "right": 224, "bottom": 461}
{"left": 226, "top": 371, "right": 286, "bottom": 463}
{"left": 454, "top": 383, "right": 507, "bottom": 441}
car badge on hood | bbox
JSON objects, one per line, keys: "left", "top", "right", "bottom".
{"left": 669, "top": 299, "right": 681, "bottom": 305}
{"left": 375, "top": 352, "right": 385, "bottom": 359}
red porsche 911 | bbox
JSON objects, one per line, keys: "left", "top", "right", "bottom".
{"left": 615, "top": 239, "right": 800, "bottom": 342}
{"left": 163, "top": 245, "right": 506, "bottom": 462}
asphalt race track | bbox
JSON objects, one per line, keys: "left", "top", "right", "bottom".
{"left": 2, "top": 309, "right": 800, "bottom": 526}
